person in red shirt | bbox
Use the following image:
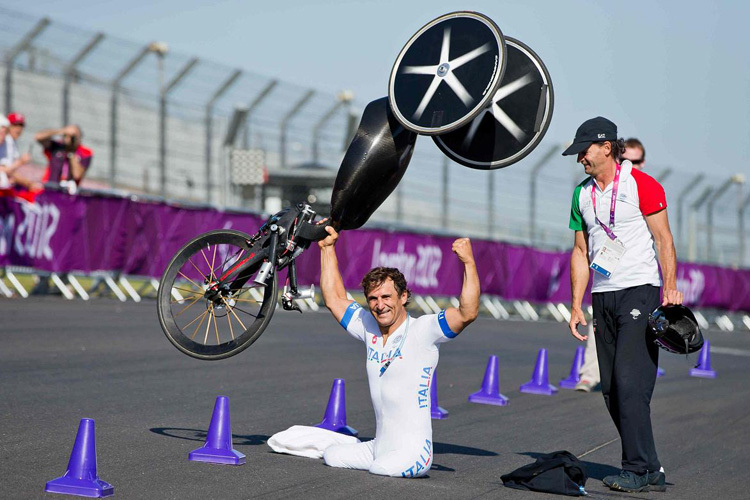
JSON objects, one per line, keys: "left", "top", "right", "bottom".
{"left": 35, "top": 124, "right": 93, "bottom": 191}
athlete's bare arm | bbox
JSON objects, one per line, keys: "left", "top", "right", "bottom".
{"left": 569, "top": 230, "right": 590, "bottom": 341}
{"left": 444, "top": 238, "right": 480, "bottom": 334}
{"left": 319, "top": 226, "right": 353, "bottom": 323}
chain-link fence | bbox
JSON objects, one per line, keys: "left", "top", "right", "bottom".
{"left": 1, "top": 7, "right": 747, "bottom": 267}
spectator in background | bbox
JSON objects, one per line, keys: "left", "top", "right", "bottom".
{"left": 622, "top": 138, "right": 646, "bottom": 170}
{"left": 7, "top": 112, "right": 28, "bottom": 152}
{"left": 35, "top": 124, "right": 93, "bottom": 193}
{"left": 5, "top": 112, "right": 32, "bottom": 170}
{"left": 4, "top": 112, "right": 38, "bottom": 192}
{"left": 0, "top": 116, "right": 17, "bottom": 193}
{"left": 575, "top": 137, "right": 648, "bottom": 392}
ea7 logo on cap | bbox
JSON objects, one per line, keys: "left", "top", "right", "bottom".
{"left": 597, "top": 133, "right": 606, "bottom": 139}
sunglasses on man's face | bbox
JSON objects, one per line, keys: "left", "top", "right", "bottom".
{"left": 629, "top": 158, "right": 644, "bottom": 165}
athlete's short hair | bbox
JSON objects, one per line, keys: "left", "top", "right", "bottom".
{"left": 361, "top": 267, "right": 412, "bottom": 306}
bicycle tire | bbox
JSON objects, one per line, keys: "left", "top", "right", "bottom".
{"left": 157, "top": 229, "right": 278, "bottom": 360}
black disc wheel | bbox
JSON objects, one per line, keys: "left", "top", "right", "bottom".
{"left": 432, "top": 36, "right": 554, "bottom": 169}
{"left": 388, "top": 11, "right": 507, "bottom": 135}
{"left": 157, "top": 230, "right": 277, "bottom": 360}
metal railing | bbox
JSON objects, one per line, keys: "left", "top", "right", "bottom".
{"left": 0, "top": 7, "right": 747, "bottom": 267}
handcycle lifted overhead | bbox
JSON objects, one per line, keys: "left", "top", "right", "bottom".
{"left": 156, "top": 97, "right": 417, "bottom": 360}
{"left": 156, "top": 11, "right": 554, "bottom": 360}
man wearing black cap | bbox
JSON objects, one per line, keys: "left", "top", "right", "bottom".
{"left": 564, "top": 117, "right": 683, "bottom": 493}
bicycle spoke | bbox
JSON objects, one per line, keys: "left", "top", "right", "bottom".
{"left": 212, "top": 310, "right": 220, "bottom": 344}
{"left": 189, "top": 309, "right": 210, "bottom": 339}
{"left": 175, "top": 294, "right": 204, "bottom": 317}
{"left": 225, "top": 299, "right": 248, "bottom": 331}
{"left": 210, "top": 244, "right": 218, "bottom": 281}
{"left": 187, "top": 257, "right": 206, "bottom": 281}
{"left": 229, "top": 296, "right": 261, "bottom": 304}
{"left": 171, "top": 294, "right": 202, "bottom": 305}
{"left": 178, "top": 270, "right": 203, "bottom": 291}
{"left": 203, "top": 305, "right": 213, "bottom": 344}
{"left": 229, "top": 303, "right": 261, "bottom": 320}
{"left": 218, "top": 244, "right": 242, "bottom": 271}
{"left": 171, "top": 286, "right": 202, "bottom": 299}
{"left": 218, "top": 247, "right": 246, "bottom": 276}
{"left": 172, "top": 287, "right": 201, "bottom": 296}
{"left": 200, "top": 247, "right": 215, "bottom": 282}
{"left": 225, "top": 308, "right": 236, "bottom": 340}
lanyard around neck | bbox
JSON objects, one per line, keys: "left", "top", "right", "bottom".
{"left": 379, "top": 316, "right": 409, "bottom": 377}
{"left": 590, "top": 163, "right": 621, "bottom": 241}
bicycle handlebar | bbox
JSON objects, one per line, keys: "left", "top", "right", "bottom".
{"left": 296, "top": 219, "right": 335, "bottom": 242}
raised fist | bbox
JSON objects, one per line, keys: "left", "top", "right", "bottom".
{"left": 451, "top": 237, "right": 474, "bottom": 264}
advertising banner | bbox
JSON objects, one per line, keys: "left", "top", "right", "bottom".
{"left": 2, "top": 192, "right": 749, "bottom": 312}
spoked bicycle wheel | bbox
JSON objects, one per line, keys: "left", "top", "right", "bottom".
{"left": 157, "top": 229, "right": 278, "bottom": 360}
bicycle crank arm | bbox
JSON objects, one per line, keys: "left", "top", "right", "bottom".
{"left": 281, "top": 284, "right": 315, "bottom": 312}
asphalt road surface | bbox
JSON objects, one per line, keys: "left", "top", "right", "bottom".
{"left": 2, "top": 298, "right": 749, "bottom": 499}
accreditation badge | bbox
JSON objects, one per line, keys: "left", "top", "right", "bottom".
{"left": 590, "top": 239, "right": 626, "bottom": 278}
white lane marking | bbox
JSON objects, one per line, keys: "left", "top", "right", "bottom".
{"left": 579, "top": 438, "right": 620, "bottom": 458}
{"left": 710, "top": 346, "right": 750, "bottom": 357}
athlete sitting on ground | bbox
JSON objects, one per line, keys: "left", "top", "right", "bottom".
{"left": 318, "top": 226, "right": 480, "bottom": 478}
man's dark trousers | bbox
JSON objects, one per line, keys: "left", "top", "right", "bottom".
{"left": 592, "top": 284, "right": 661, "bottom": 474}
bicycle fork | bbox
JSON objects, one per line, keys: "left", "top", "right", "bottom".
{"left": 252, "top": 222, "right": 314, "bottom": 313}
{"left": 281, "top": 259, "right": 315, "bottom": 312}
{"left": 253, "top": 223, "right": 279, "bottom": 286}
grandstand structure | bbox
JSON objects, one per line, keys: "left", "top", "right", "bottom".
{"left": 0, "top": 7, "right": 747, "bottom": 266}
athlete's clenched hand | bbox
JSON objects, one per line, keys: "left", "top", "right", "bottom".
{"left": 452, "top": 238, "right": 475, "bottom": 264}
{"left": 318, "top": 225, "right": 339, "bottom": 249}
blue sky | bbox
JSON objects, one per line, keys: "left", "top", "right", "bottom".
{"left": 7, "top": 0, "right": 750, "bottom": 181}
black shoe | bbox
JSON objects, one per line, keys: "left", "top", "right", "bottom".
{"left": 603, "top": 470, "right": 650, "bottom": 493}
{"left": 648, "top": 468, "right": 666, "bottom": 492}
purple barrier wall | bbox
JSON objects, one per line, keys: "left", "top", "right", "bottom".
{"left": 2, "top": 191, "right": 749, "bottom": 312}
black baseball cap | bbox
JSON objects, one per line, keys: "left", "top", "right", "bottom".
{"left": 561, "top": 116, "right": 617, "bottom": 156}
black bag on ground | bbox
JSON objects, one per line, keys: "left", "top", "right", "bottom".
{"left": 501, "top": 450, "right": 587, "bottom": 496}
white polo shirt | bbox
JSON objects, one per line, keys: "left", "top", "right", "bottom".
{"left": 569, "top": 160, "right": 666, "bottom": 293}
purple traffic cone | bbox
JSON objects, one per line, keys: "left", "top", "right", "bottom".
{"left": 559, "top": 346, "right": 585, "bottom": 389}
{"left": 520, "top": 348, "right": 558, "bottom": 395}
{"left": 45, "top": 418, "right": 114, "bottom": 498}
{"left": 315, "top": 379, "right": 358, "bottom": 436}
{"left": 468, "top": 355, "right": 508, "bottom": 406}
{"left": 189, "top": 395, "right": 245, "bottom": 465}
{"left": 690, "top": 341, "right": 717, "bottom": 378}
{"left": 657, "top": 367, "right": 666, "bottom": 378}
{"left": 430, "top": 370, "right": 449, "bottom": 419}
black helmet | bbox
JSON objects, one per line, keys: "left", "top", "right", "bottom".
{"left": 648, "top": 305, "right": 704, "bottom": 354}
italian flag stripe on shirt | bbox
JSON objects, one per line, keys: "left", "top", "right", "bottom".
{"left": 569, "top": 178, "right": 589, "bottom": 231}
